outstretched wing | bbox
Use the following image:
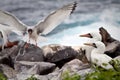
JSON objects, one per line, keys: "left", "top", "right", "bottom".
{"left": 0, "top": 10, "right": 27, "bottom": 35}
{"left": 34, "top": 2, "right": 77, "bottom": 35}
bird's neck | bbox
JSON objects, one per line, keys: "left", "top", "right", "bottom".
{"left": 92, "top": 48, "right": 105, "bottom": 54}
{"left": 87, "top": 38, "right": 101, "bottom": 43}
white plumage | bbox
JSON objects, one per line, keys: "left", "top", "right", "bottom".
{"left": 80, "top": 32, "right": 102, "bottom": 61}
{"left": 84, "top": 41, "right": 113, "bottom": 70}
{"left": 0, "top": 2, "right": 77, "bottom": 48}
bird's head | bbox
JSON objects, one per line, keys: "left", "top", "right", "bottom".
{"left": 79, "top": 32, "right": 102, "bottom": 41}
{"left": 84, "top": 41, "right": 105, "bottom": 52}
{"left": 84, "top": 42, "right": 97, "bottom": 48}
{"left": 28, "top": 29, "right": 33, "bottom": 35}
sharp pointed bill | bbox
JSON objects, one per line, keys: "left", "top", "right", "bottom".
{"left": 80, "top": 32, "right": 102, "bottom": 41}
{"left": 80, "top": 33, "right": 92, "bottom": 38}
{"left": 0, "top": 2, "right": 77, "bottom": 48}
{"left": 79, "top": 32, "right": 102, "bottom": 61}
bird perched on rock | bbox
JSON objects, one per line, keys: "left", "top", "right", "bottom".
{"left": 0, "top": 2, "right": 77, "bottom": 48}
{"left": 84, "top": 41, "right": 113, "bottom": 70}
{"left": 80, "top": 31, "right": 102, "bottom": 42}
{"left": 79, "top": 32, "right": 102, "bottom": 61}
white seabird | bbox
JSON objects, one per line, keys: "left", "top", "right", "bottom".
{"left": 84, "top": 41, "right": 113, "bottom": 70}
{"left": 80, "top": 32, "right": 102, "bottom": 42}
{"left": 79, "top": 32, "right": 102, "bottom": 61}
{"left": 0, "top": 2, "right": 77, "bottom": 48}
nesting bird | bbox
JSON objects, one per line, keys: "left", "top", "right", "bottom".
{"left": 0, "top": 2, "right": 77, "bottom": 49}
{"left": 79, "top": 32, "right": 102, "bottom": 61}
{"left": 84, "top": 41, "right": 113, "bottom": 70}
{"left": 80, "top": 31, "right": 102, "bottom": 42}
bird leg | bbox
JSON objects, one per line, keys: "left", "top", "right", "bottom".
{"left": 24, "top": 40, "right": 30, "bottom": 48}
{"left": 28, "top": 37, "right": 30, "bottom": 43}
{"left": 24, "top": 35, "right": 31, "bottom": 48}
{"left": 24, "top": 42, "right": 29, "bottom": 48}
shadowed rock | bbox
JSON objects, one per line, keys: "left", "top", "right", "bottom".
{"left": 15, "top": 42, "right": 44, "bottom": 62}
{"left": 0, "top": 56, "right": 14, "bottom": 69}
{"left": 43, "top": 44, "right": 79, "bottom": 68}
{"left": 105, "top": 41, "right": 120, "bottom": 58}
{"left": 0, "top": 41, "right": 45, "bottom": 70}
{"left": 0, "top": 42, "right": 21, "bottom": 69}
{"left": 0, "top": 64, "right": 17, "bottom": 79}
{"left": 46, "top": 59, "right": 91, "bottom": 80}
{"left": 99, "top": 27, "right": 120, "bottom": 58}
{"left": 0, "top": 49, "right": 15, "bottom": 69}
{"left": 15, "top": 61, "right": 56, "bottom": 75}
{"left": 62, "top": 59, "right": 90, "bottom": 72}
{"left": 0, "top": 41, "right": 44, "bottom": 62}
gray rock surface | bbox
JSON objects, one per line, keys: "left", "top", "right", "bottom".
{"left": 15, "top": 61, "right": 56, "bottom": 75}
{"left": 0, "top": 61, "right": 56, "bottom": 80}
{"left": 47, "top": 59, "right": 90, "bottom": 80}
{"left": 1, "top": 40, "right": 119, "bottom": 80}
{"left": 43, "top": 44, "right": 79, "bottom": 68}
{"left": 105, "top": 41, "right": 120, "bottom": 58}
{"left": 0, "top": 64, "right": 17, "bottom": 79}
{"left": 62, "top": 59, "right": 90, "bottom": 72}
{"left": 15, "top": 42, "right": 44, "bottom": 62}
{"left": 13, "top": 59, "right": 91, "bottom": 80}
{"left": 0, "top": 52, "right": 14, "bottom": 69}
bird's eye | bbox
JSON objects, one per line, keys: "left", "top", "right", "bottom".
{"left": 88, "top": 33, "right": 93, "bottom": 38}
{"left": 93, "top": 43, "right": 97, "bottom": 48}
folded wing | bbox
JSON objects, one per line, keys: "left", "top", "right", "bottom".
{"left": 34, "top": 2, "right": 77, "bottom": 35}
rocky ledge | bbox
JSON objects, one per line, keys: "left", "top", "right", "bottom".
{"left": 0, "top": 27, "right": 120, "bottom": 80}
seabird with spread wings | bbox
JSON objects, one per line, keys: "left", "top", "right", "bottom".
{"left": 0, "top": 2, "right": 77, "bottom": 49}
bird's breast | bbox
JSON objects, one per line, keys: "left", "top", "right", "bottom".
{"left": 30, "top": 32, "right": 38, "bottom": 40}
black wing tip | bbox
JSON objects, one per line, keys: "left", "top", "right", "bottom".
{"left": 71, "top": 1, "right": 77, "bottom": 14}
